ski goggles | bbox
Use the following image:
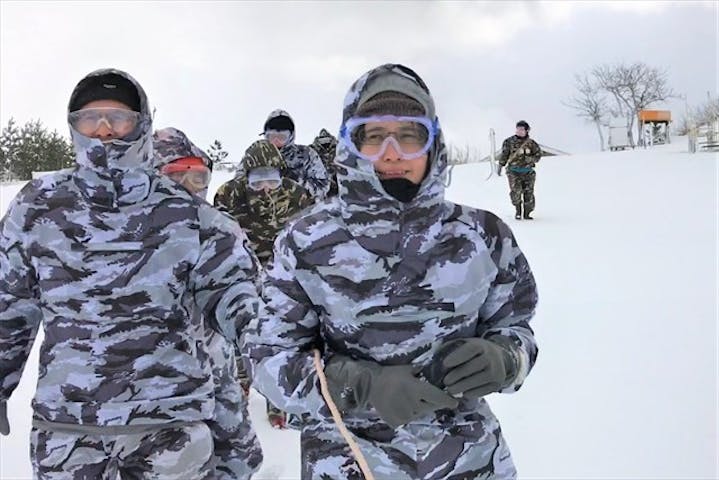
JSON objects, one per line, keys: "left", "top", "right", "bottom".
{"left": 160, "top": 157, "right": 211, "bottom": 192}
{"left": 68, "top": 108, "right": 140, "bottom": 135}
{"left": 248, "top": 166, "right": 282, "bottom": 191}
{"left": 264, "top": 130, "right": 292, "bottom": 145}
{"left": 340, "top": 115, "right": 438, "bottom": 162}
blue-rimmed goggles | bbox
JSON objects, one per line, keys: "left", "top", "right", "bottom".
{"left": 340, "top": 115, "right": 439, "bottom": 162}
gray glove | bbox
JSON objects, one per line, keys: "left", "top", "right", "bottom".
{"left": 425, "top": 337, "right": 518, "bottom": 400}
{"left": 324, "top": 355, "right": 459, "bottom": 428}
{"left": 497, "top": 165, "right": 503, "bottom": 176}
{"left": 0, "top": 401, "right": 9, "bottom": 436}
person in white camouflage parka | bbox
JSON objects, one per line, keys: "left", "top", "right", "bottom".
{"left": 310, "top": 128, "right": 339, "bottom": 197}
{"left": 244, "top": 63, "right": 539, "bottom": 479}
{"left": 260, "top": 109, "right": 330, "bottom": 200}
{"left": 153, "top": 126, "right": 263, "bottom": 479}
{"left": 0, "top": 69, "right": 261, "bottom": 479}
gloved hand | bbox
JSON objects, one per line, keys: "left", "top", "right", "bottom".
{"left": 324, "top": 355, "right": 459, "bottom": 428}
{"left": 425, "top": 337, "right": 518, "bottom": 400}
{"left": 0, "top": 401, "right": 9, "bottom": 436}
{"left": 497, "top": 165, "right": 503, "bottom": 176}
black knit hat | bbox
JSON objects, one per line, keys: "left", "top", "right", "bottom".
{"left": 356, "top": 91, "right": 425, "bottom": 117}
{"left": 69, "top": 73, "right": 141, "bottom": 112}
{"left": 516, "top": 120, "right": 530, "bottom": 130}
{"left": 264, "top": 115, "right": 295, "bottom": 132}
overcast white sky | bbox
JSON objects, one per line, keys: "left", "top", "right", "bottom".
{"left": 1, "top": 1, "right": 717, "bottom": 158}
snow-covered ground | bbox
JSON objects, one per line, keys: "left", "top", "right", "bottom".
{"left": 1, "top": 139, "right": 717, "bottom": 479}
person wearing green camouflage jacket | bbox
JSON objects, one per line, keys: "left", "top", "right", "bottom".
{"left": 244, "top": 64, "right": 538, "bottom": 479}
{"left": 498, "top": 120, "right": 542, "bottom": 220}
{"left": 214, "top": 139, "right": 313, "bottom": 266}
{"left": 214, "top": 140, "right": 314, "bottom": 429}
{"left": 0, "top": 69, "right": 261, "bottom": 479}
{"left": 153, "top": 127, "right": 263, "bottom": 479}
{"left": 310, "top": 128, "right": 339, "bottom": 197}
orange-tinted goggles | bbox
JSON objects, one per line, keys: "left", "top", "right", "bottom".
{"left": 160, "top": 157, "right": 211, "bottom": 191}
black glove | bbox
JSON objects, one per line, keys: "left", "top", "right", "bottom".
{"left": 324, "top": 355, "right": 459, "bottom": 428}
{"left": 0, "top": 401, "right": 9, "bottom": 436}
{"left": 497, "top": 165, "right": 503, "bottom": 176}
{"left": 425, "top": 337, "right": 517, "bottom": 400}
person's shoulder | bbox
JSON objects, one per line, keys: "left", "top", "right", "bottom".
{"left": 1, "top": 170, "right": 77, "bottom": 236}
{"left": 278, "top": 180, "right": 311, "bottom": 203}
{"left": 197, "top": 195, "right": 245, "bottom": 235}
{"left": 443, "top": 202, "right": 515, "bottom": 243}
{"left": 282, "top": 197, "right": 344, "bottom": 250}
{"left": 287, "top": 143, "right": 317, "bottom": 158}
{"left": 10, "top": 168, "right": 76, "bottom": 207}
{"left": 219, "top": 175, "right": 244, "bottom": 189}
{"left": 215, "top": 176, "right": 245, "bottom": 198}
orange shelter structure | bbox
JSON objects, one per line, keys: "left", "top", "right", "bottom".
{"left": 638, "top": 110, "right": 672, "bottom": 145}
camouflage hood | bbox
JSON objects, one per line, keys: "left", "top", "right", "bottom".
{"left": 335, "top": 64, "right": 449, "bottom": 252}
{"left": 68, "top": 68, "right": 154, "bottom": 208}
{"left": 310, "top": 128, "right": 338, "bottom": 156}
{"left": 152, "top": 127, "right": 212, "bottom": 170}
{"left": 263, "top": 109, "right": 296, "bottom": 146}
{"left": 241, "top": 139, "right": 287, "bottom": 177}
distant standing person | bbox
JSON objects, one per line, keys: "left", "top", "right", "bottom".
{"left": 310, "top": 128, "right": 339, "bottom": 197}
{"left": 261, "top": 109, "right": 329, "bottom": 200}
{"left": 498, "top": 120, "right": 542, "bottom": 220}
{"left": 214, "top": 139, "right": 314, "bottom": 429}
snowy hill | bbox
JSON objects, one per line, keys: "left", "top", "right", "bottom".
{"left": 0, "top": 140, "right": 717, "bottom": 479}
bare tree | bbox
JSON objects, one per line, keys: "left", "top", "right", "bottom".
{"left": 563, "top": 74, "right": 608, "bottom": 151}
{"left": 676, "top": 95, "right": 719, "bottom": 135}
{"left": 207, "top": 140, "right": 233, "bottom": 171}
{"left": 592, "top": 62, "right": 675, "bottom": 146}
{"left": 696, "top": 96, "right": 719, "bottom": 128}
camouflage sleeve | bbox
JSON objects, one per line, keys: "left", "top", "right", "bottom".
{"left": 214, "top": 181, "right": 252, "bottom": 228}
{"left": 281, "top": 178, "right": 313, "bottom": 212}
{"left": 530, "top": 139, "right": 542, "bottom": 163}
{"left": 302, "top": 147, "right": 329, "bottom": 200}
{"left": 476, "top": 213, "right": 538, "bottom": 394}
{"left": 213, "top": 180, "right": 240, "bottom": 214}
{"left": 0, "top": 194, "right": 42, "bottom": 401}
{"left": 498, "top": 138, "right": 511, "bottom": 166}
{"left": 242, "top": 227, "right": 327, "bottom": 418}
{"left": 191, "top": 204, "right": 261, "bottom": 345}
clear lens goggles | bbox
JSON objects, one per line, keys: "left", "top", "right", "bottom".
{"left": 264, "top": 130, "right": 291, "bottom": 145}
{"left": 160, "top": 163, "right": 211, "bottom": 191}
{"left": 340, "top": 115, "right": 438, "bottom": 162}
{"left": 68, "top": 108, "right": 140, "bottom": 135}
{"left": 248, "top": 166, "right": 282, "bottom": 191}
